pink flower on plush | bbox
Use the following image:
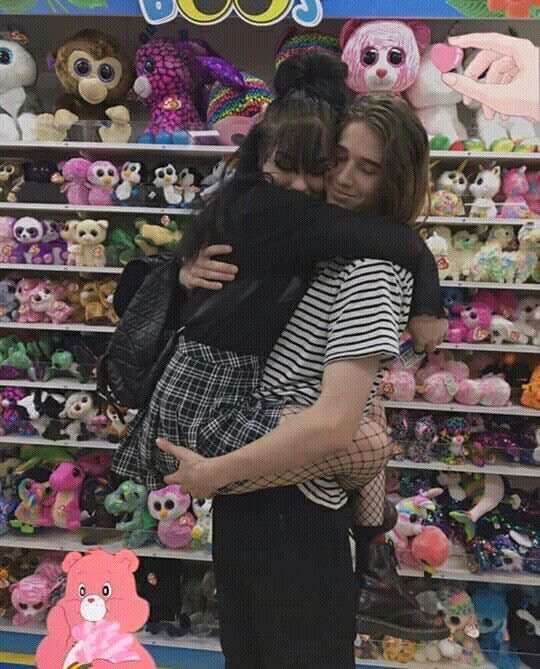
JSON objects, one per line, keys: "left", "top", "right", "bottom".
{"left": 340, "top": 20, "right": 431, "bottom": 94}
{"left": 419, "top": 372, "right": 458, "bottom": 404}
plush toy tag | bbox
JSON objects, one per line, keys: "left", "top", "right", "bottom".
{"left": 399, "top": 337, "right": 426, "bottom": 369}
{"left": 431, "top": 43, "right": 463, "bottom": 73}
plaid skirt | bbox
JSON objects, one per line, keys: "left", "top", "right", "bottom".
{"left": 112, "top": 336, "right": 284, "bottom": 490}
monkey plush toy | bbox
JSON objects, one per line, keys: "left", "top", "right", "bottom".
{"left": 37, "top": 30, "right": 134, "bottom": 143}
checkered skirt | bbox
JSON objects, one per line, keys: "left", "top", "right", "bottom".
{"left": 112, "top": 336, "right": 284, "bottom": 490}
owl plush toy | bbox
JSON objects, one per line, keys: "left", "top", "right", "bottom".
{"left": 147, "top": 485, "right": 195, "bottom": 549}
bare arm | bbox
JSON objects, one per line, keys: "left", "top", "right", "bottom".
{"left": 158, "top": 356, "right": 380, "bottom": 495}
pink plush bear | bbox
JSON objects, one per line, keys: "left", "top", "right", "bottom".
{"left": 52, "top": 158, "right": 92, "bottom": 205}
{"left": 447, "top": 303, "right": 492, "bottom": 343}
{"left": 35, "top": 549, "right": 155, "bottom": 669}
{"left": 379, "top": 368, "right": 416, "bottom": 401}
{"left": 340, "top": 20, "right": 431, "bottom": 94}
{"left": 49, "top": 462, "right": 85, "bottom": 530}
{"left": 87, "top": 161, "right": 120, "bottom": 206}
{"left": 455, "top": 374, "right": 511, "bottom": 407}
{"left": 16, "top": 280, "right": 73, "bottom": 323}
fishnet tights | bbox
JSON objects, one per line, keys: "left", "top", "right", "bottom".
{"left": 219, "top": 401, "right": 398, "bottom": 527}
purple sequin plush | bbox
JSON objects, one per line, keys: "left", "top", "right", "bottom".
{"left": 134, "top": 38, "right": 204, "bottom": 137}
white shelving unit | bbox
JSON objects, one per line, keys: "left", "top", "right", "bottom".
{"left": 388, "top": 459, "right": 540, "bottom": 478}
{"left": 0, "top": 379, "right": 96, "bottom": 391}
{"left": 0, "top": 322, "right": 115, "bottom": 333}
{"left": 438, "top": 342, "right": 539, "bottom": 353}
{"left": 0, "top": 263, "right": 123, "bottom": 275}
{"left": 0, "top": 140, "right": 235, "bottom": 157}
{"left": 417, "top": 216, "right": 539, "bottom": 226}
{"left": 382, "top": 399, "right": 540, "bottom": 417}
{"left": 0, "top": 201, "right": 194, "bottom": 216}
{"left": 0, "top": 435, "right": 114, "bottom": 449}
{"left": 441, "top": 280, "right": 540, "bottom": 291}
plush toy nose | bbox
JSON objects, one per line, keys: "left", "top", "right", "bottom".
{"left": 134, "top": 75, "right": 152, "bottom": 99}
{"left": 87, "top": 597, "right": 95, "bottom": 604}
{"left": 376, "top": 68, "right": 387, "bottom": 79}
{"left": 79, "top": 77, "right": 108, "bottom": 105}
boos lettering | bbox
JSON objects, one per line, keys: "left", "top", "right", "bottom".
{"left": 139, "top": 0, "right": 323, "bottom": 27}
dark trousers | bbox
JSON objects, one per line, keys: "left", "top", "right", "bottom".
{"left": 212, "top": 486, "right": 355, "bottom": 669}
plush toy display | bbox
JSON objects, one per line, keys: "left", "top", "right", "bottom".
{"left": 38, "top": 30, "right": 133, "bottom": 143}
{"left": 86, "top": 161, "right": 119, "bottom": 206}
{"left": 501, "top": 167, "right": 532, "bottom": 219}
{"left": 10, "top": 560, "right": 62, "bottom": 625}
{"left": 51, "top": 158, "right": 92, "bottom": 205}
{"left": 147, "top": 163, "right": 183, "bottom": 206}
{"left": 15, "top": 279, "right": 73, "bottom": 324}
{"left": 114, "top": 161, "right": 145, "bottom": 205}
{"left": 147, "top": 485, "right": 195, "bottom": 549}
{"left": 339, "top": 20, "right": 431, "bottom": 94}
{"left": 58, "top": 391, "right": 100, "bottom": 441}
{"left": 104, "top": 480, "right": 156, "bottom": 548}
{"left": 134, "top": 216, "right": 183, "bottom": 255}
{"left": 191, "top": 498, "right": 213, "bottom": 549}
{"left": 79, "top": 279, "right": 118, "bottom": 324}
{"left": 48, "top": 462, "right": 84, "bottom": 530}
{"left": 438, "top": 589, "right": 483, "bottom": 664}
{"left": 0, "top": 31, "right": 41, "bottom": 142}
{"left": 11, "top": 216, "right": 60, "bottom": 265}
{"left": 406, "top": 43, "right": 467, "bottom": 144}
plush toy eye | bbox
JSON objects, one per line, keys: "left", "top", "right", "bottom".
{"left": 166, "top": 167, "right": 174, "bottom": 176}
{"left": 81, "top": 396, "right": 88, "bottom": 404}
{"left": 107, "top": 169, "right": 115, "bottom": 177}
{"left": 73, "top": 467, "right": 82, "bottom": 477}
{"left": 0, "top": 48, "right": 13, "bottom": 65}
{"left": 144, "top": 58, "right": 155, "bottom": 73}
{"left": 98, "top": 63, "right": 115, "bottom": 82}
{"left": 74, "top": 58, "right": 91, "bottom": 77}
{"left": 153, "top": 500, "right": 162, "bottom": 512}
{"left": 19, "top": 603, "right": 28, "bottom": 610}
{"left": 361, "top": 47, "right": 378, "bottom": 66}
{"left": 14, "top": 227, "right": 23, "bottom": 237}
{"left": 157, "top": 170, "right": 164, "bottom": 179}
{"left": 450, "top": 615, "right": 460, "bottom": 626}
{"left": 165, "top": 499, "right": 174, "bottom": 510}
{"left": 409, "top": 514, "right": 418, "bottom": 523}
{"left": 91, "top": 230, "right": 97, "bottom": 237}
{"left": 388, "top": 48, "right": 405, "bottom": 66}
{"left": 6, "top": 165, "right": 14, "bottom": 174}
{"left": 476, "top": 178, "right": 484, "bottom": 186}
{"left": 79, "top": 584, "right": 86, "bottom": 597}
{"left": 33, "top": 602, "right": 43, "bottom": 610}
{"left": 96, "top": 169, "right": 105, "bottom": 178}
{"left": 29, "top": 228, "right": 38, "bottom": 237}
{"left": 102, "top": 582, "right": 112, "bottom": 598}
{"left": 130, "top": 164, "right": 137, "bottom": 172}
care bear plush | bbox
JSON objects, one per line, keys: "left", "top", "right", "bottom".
{"left": 73, "top": 219, "right": 108, "bottom": 267}
{"left": 340, "top": 20, "right": 431, "bottom": 95}
{"left": 35, "top": 549, "right": 155, "bottom": 669}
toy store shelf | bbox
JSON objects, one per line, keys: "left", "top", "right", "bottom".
{"left": 0, "top": 140, "right": 236, "bottom": 158}
{"left": 398, "top": 555, "right": 540, "bottom": 587}
{"left": 0, "top": 323, "right": 115, "bottom": 333}
{"left": 0, "top": 379, "right": 96, "bottom": 391}
{"left": 0, "top": 435, "right": 114, "bottom": 449}
{"left": 430, "top": 150, "right": 539, "bottom": 162}
{"left": 417, "top": 216, "right": 540, "bottom": 227}
{"left": 0, "top": 529, "right": 213, "bottom": 562}
{"left": 382, "top": 399, "right": 540, "bottom": 417}
{"left": 355, "top": 659, "right": 497, "bottom": 669}
{"left": 441, "top": 280, "right": 540, "bottom": 291}
{"left": 388, "top": 459, "right": 540, "bottom": 478}
{"left": 0, "top": 202, "right": 193, "bottom": 216}
{"left": 0, "top": 263, "right": 123, "bottom": 275}
{"left": 438, "top": 342, "right": 539, "bottom": 354}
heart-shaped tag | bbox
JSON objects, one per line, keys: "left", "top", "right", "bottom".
{"left": 431, "top": 43, "right": 463, "bottom": 73}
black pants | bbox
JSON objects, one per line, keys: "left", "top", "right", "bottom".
{"left": 212, "top": 487, "right": 355, "bottom": 669}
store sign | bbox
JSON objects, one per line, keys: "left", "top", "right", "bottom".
{"left": 138, "top": 0, "right": 323, "bottom": 26}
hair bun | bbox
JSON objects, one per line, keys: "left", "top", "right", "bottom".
{"left": 274, "top": 53, "right": 348, "bottom": 110}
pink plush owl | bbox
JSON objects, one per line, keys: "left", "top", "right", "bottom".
{"left": 340, "top": 20, "right": 431, "bottom": 94}
{"left": 87, "top": 161, "right": 120, "bottom": 206}
{"left": 147, "top": 484, "right": 195, "bottom": 549}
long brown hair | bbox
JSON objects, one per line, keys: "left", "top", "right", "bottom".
{"left": 342, "top": 95, "right": 429, "bottom": 228}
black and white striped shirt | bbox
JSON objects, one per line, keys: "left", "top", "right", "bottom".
{"left": 257, "top": 257, "right": 414, "bottom": 509}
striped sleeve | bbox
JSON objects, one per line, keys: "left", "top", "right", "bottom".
{"left": 324, "top": 260, "right": 404, "bottom": 366}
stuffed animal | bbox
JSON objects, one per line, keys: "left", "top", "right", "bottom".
{"left": 49, "top": 462, "right": 85, "bottom": 530}
{"left": 106, "top": 227, "right": 139, "bottom": 266}
{"left": 38, "top": 30, "right": 133, "bottom": 143}
{"left": 0, "top": 217, "right": 20, "bottom": 263}
{"left": 0, "top": 279, "right": 18, "bottom": 321}
{"left": 12, "top": 217, "right": 56, "bottom": 265}
{"left": 59, "top": 220, "right": 80, "bottom": 266}
{"left": 425, "top": 232, "right": 457, "bottom": 280}
{"left": 0, "top": 31, "right": 41, "bottom": 141}
{"left": 178, "top": 167, "right": 203, "bottom": 208}
{"left": 104, "top": 480, "right": 156, "bottom": 548}
{"left": 147, "top": 485, "right": 195, "bottom": 549}
{"left": 41, "top": 220, "right": 68, "bottom": 264}
{"left": 86, "top": 161, "right": 119, "bottom": 206}
{"left": 59, "top": 391, "right": 98, "bottom": 441}
{"left": 10, "top": 561, "right": 62, "bottom": 626}
{"left": 51, "top": 158, "right": 92, "bottom": 205}
{"left": 339, "top": 20, "right": 431, "bottom": 94}
{"left": 0, "top": 161, "right": 24, "bottom": 202}
{"left": 521, "top": 366, "right": 540, "bottom": 409}
{"left": 469, "top": 165, "right": 501, "bottom": 219}
{"left": 418, "top": 371, "right": 459, "bottom": 404}
{"left": 501, "top": 167, "right": 531, "bottom": 219}
{"left": 135, "top": 557, "right": 187, "bottom": 636}
{"left": 19, "top": 161, "right": 62, "bottom": 203}
{"left": 113, "top": 161, "right": 145, "bottom": 205}
{"left": 472, "top": 587, "right": 520, "bottom": 669}
{"left": 456, "top": 374, "right": 512, "bottom": 407}
{"left": 382, "top": 636, "right": 417, "bottom": 664}
{"left": 10, "top": 478, "right": 44, "bottom": 533}
{"left": 508, "top": 592, "right": 540, "bottom": 669}
{"left": 515, "top": 296, "right": 540, "bottom": 345}
{"left": 191, "top": 498, "right": 213, "bottom": 549}
{"left": 79, "top": 280, "right": 118, "bottom": 324}
{"left": 452, "top": 230, "right": 481, "bottom": 280}
{"left": 526, "top": 170, "right": 540, "bottom": 215}
{"left": 489, "top": 315, "right": 529, "bottom": 345}
{"left": 16, "top": 390, "right": 66, "bottom": 441}
{"left": 447, "top": 303, "right": 492, "bottom": 343}
{"left": 438, "top": 589, "right": 483, "bottom": 664}
{"left": 406, "top": 43, "right": 467, "bottom": 144}
{"left": 449, "top": 473, "right": 506, "bottom": 541}
{"left": 378, "top": 368, "right": 416, "bottom": 401}
{"left": 16, "top": 280, "right": 73, "bottom": 324}
{"left": 72, "top": 219, "right": 108, "bottom": 267}
{"left": 105, "top": 403, "right": 136, "bottom": 443}
{"left": 134, "top": 216, "right": 183, "bottom": 255}
{"left": 410, "top": 525, "right": 450, "bottom": 574}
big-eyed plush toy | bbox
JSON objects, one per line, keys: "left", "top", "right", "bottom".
{"left": 340, "top": 20, "right": 431, "bottom": 95}
{"left": 37, "top": 30, "right": 133, "bottom": 143}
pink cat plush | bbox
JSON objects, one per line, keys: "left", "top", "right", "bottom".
{"left": 340, "top": 20, "right": 431, "bottom": 94}
{"left": 36, "top": 549, "right": 155, "bottom": 669}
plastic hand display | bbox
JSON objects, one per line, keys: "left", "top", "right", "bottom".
{"left": 442, "top": 33, "right": 540, "bottom": 123}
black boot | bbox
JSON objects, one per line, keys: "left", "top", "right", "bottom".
{"left": 356, "top": 542, "right": 449, "bottom": 642}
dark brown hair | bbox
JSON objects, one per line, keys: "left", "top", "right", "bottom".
{"left": 342, "top": 95, "right": 429, "bottom": 228}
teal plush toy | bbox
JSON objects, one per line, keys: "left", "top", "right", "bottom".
{"left": 472, "top": 586, "right": 520, "bottom": 669}
{"left": 104, "top": 480, "right": 156, "bottom": 548}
